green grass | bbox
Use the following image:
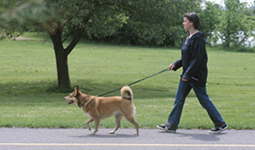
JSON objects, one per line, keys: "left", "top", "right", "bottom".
{"left": 0, "top": 34, "right": 255, "bottom": 130}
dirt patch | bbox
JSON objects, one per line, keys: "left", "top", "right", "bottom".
{"left": 14, "top": 37, "right": 35, "bottom": 40}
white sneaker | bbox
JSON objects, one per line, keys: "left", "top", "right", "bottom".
{"left": 157, "top": 124, "right": 176, "bottom": 133}
{"left": 209, "top": 124, "right": 227, "bottom": 134}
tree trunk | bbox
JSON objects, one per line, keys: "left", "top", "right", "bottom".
{"left": 50, "top": 30, "right": 71, "bottom": 90}
{"left": 47, "top": 22, "right": 85, "bottom": 90}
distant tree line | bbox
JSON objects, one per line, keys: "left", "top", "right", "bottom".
{"left": 82, "top": 0, "right": 255, "bottom": 49}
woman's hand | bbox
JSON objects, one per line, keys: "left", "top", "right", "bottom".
{"left": 169, "top": 64, "right": 175, "bottom": 70}
{"left": 182, "top": 78, "right": 188, "bottom": 82}
{"left": 169, "top": 63, "right": 187, "bottom": 82}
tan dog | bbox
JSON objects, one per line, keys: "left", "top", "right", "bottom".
{"left": 64, "top": 85, "right": 139, "bottom": 135}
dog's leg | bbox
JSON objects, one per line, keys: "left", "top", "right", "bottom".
{"left": 85, "top": 118, "right": 94, "bottom": 131}
{"left": 125, "top": 116, "right": 139, "bottom": 135}
{"left": 122, "top": 106, "right": 139, "bottom": 135}
{"left": 110, "top": 113, "right": 123, "bottom": 134}
{"left": 122, "top": 110, "right": 139, "bottom": 135}
{"left": 91, "top": 117, "right": 100, "bottom": 135}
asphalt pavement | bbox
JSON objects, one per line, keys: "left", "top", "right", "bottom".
{"left": 0, "top": 128, "right": 254, "bottom": 150}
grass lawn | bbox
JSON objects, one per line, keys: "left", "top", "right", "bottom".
{"left": 0, "top": 33, "right": 254, "bottom": 130}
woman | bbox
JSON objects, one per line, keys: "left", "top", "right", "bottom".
{"left": 157, "top": 12, "right": 227, "bottom": 134}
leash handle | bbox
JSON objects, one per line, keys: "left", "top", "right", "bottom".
{"left": 98, "top": 67, "right": 170, "bottom": 97}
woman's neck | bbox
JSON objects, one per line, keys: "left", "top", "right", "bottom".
{"left": 189, "top": 29, "right": 198, "bottom": 38}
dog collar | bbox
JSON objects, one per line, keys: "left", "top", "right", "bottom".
{"left": 82, "top": 97, "right": 95, "bottom": 107}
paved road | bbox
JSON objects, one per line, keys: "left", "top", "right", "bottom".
{"left": 0, "top": 128, "right": 254, "bottom": 150}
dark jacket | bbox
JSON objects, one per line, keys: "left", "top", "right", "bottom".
{"left": 173, "top": 31, "right": 208, "bottom": 86}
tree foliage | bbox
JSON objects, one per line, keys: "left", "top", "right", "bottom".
{"left": 85, "top": 0, "right": 202, "bottom": 47}
{"left": 214, "top": 0, "right": 255, "bottom": 48}
{"left": 0, "top": 0, "right": 42, "bottom": 38}
{"left": 199, "top": 1, "right": 221, "bottom": 46}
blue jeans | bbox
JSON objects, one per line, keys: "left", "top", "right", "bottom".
{"left": 166, "top": 79, "right": 225, "bottom": 129}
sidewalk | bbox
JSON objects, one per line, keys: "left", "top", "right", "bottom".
{"left": 0, "top": 128, "right": 254, "bottom": 150}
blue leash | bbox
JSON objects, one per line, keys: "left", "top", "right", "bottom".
{"left": 98, "top": 67, "right": 170, "bottom": 96}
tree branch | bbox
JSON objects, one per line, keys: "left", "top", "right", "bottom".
{"left": 61, "top": 27, "right": 76, "bottom": 43}
{"left": 65, "top": 27, "right": 85, "bottom": 55}
{"left": 65, "top": 14, "right": 90, "bottom": 55}
{"left": 62, "top": 17, "right": 73, "bottom": 27}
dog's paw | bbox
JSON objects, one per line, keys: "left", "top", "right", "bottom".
{"left": 89, "top": 130, "right": 98, "bottom": 135}
{"left": 85, "top": 125, "right": 91, "bottom": 131}
{"left": 109, "top": 131, "right": 115, "bottom": 134}
{"left": 134, "top": 132, "right": 139, "bottom": 136}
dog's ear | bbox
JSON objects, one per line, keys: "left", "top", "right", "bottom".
{"left": 76, "top": 85, "right": 80, "bottom": 91}
{"left": 74, "top": 85, "right": 80, "bottom": 95}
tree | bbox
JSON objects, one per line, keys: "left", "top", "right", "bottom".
{"left": 0, "top": 0, "right": 166, "bottom": 90}
{"left": 1, "top": 0, "right": 204, "bottom": 90}
{"left": 215, "top": 0, "right": 255, "bottom": 48}
{"left": 81, "top": 0, "right": 202, "bottom": 47}
{"left": 199, "top": 1, "right": 221, "bottom": 46}
{"left": 131, "top": 0, "right": 202, "bottom": 46}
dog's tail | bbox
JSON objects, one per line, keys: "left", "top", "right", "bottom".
{"left": 121, "top": 86, "right": 133, "bottom": 100}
